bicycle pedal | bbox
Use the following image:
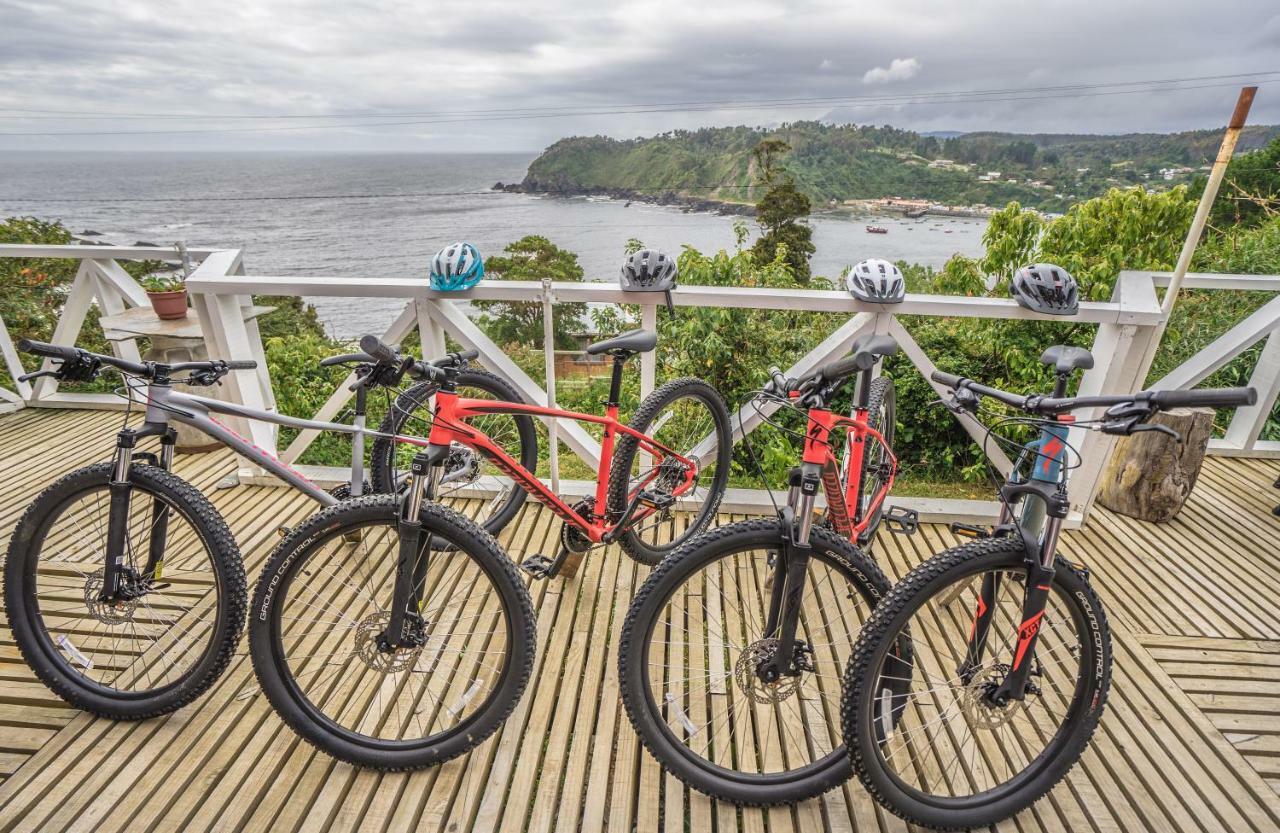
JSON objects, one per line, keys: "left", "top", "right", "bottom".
{"left": 949, "top": 521, "right": 992, "bottom": 539}
{"left": 520, "top": 555, "right": 556, "bottom": 580}
{"left": 637, "top": 489, "right": 676, "bottom": 510}
{"left": 883, "top": 506, "right": 919, "bottom": 535}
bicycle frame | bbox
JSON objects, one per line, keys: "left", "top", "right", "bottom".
{"left": 424, "top": 390, "right": 700, "bottom": 546}
{"left": 121, "top": 380, "right": 437, "bottom": 506}
{"left": 801, "top": 405, "right": 897, "bottom": 543}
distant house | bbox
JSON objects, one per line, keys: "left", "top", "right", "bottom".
{"left": 977, "top": 171, "right": 1001, "bottom": 182}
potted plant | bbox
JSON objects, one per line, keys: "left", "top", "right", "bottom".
{"left": 141, "top": 274, "right": 189, "bottom": 320}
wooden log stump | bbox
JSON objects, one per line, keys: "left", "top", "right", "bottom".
{"left": 1097, "top": 407, "right": 1215, "bottom": 522}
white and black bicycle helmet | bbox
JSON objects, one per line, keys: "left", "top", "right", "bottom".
{"left": 620, "top": 249, "right": 677, "bottom": 292}
{"left": 846, "top": 258, "right": 905, "bottom": 304}
{"left": 1010, "top": 263, "right": 1079, "bottom": 316}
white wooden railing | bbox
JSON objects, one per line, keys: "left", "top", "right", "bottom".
{"left": 2, "top": 243, "right": 1277, "bottom": 524}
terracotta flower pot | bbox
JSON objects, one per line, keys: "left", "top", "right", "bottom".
{"left": 147, "top": 289, "right": 189, "bottom": 320}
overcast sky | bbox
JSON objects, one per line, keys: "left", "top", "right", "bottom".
{"left": 1, "top": 0, "right": 1277, "bottom": 152}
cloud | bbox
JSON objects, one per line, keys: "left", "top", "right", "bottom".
{"left": 862, "top": 57, "right": 922, "bottom": 85}
{"left": 0, "top": 1, "right": 1276, "bottom": 152}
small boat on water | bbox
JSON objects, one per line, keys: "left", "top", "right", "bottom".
{"left": 866, "top": 225, "right": 888, "bottom": 234}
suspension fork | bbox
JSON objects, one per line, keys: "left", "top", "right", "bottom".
{"left": 761, "top": 463, "right": 820, "bottom": 680}
{"left": 987, "top": 484, "right": 1069, "bottom": 703}
{"left": 101, "top": 430, "right": 137, "bottom": 600}
{"left": 142, "top": 429, "right": 177, "bottom": 580}
{"left": 382, "top": 446, "right": 445, "bottom": 649}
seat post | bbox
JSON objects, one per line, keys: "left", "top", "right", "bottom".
{"left": 607, "top": 355, "right": 627, "bottom": 407}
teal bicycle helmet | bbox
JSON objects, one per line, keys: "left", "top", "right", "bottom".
{"left": 430, "top": 242, "right": 484, "bottom": 291}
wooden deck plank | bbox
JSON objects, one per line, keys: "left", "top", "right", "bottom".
{"left": 0, "top": 410, "right": 1279, "bottom": 831}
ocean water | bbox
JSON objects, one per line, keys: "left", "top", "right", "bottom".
{"left": 0, "top": 151, "right": 985, "bottom": 337}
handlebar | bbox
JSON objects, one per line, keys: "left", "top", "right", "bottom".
{"left": 320, "top": 352, "right": 377, "bottom": 367}
{"left": 354, "top": 335, "right": 480, "bottom": 383}
{"left": 930, "top": 369, "right": 1257, "bottom": 415}
{"left": 18, "top": 338, "right": 256, "bottom": 382}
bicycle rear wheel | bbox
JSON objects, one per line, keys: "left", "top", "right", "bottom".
{"left": 607, "top": 377, "right": 731, "bottom": 565}
{"left": 369, "top": 370, "right": 537, "bottom": 536}
{"left": 619, "top": 519, "right": 891, "bottom": 804}
{"left": 841, "top": 537, "right": 1112, "bottom": 829}
{"left": 853, "top": 376, "right": 895, "bottom": 548}
{"left": 4, "top": 463, "right": 246, "bottom": 718}
{"left": 249, "top": 495, "right": 536, "bottom": 769}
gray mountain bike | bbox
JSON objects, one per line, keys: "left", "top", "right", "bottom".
{"left": 5, "top": 339, "right": 536, "bottom": 769}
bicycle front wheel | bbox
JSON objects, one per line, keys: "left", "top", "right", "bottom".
{"left": 619, "top": 519, "right": 891, "bottom": 804}
{"left": 841, "top": 537, "right": 1112, "bottom": 830}
{"left": 249, "top": 495, "right": 536, "bottom": 769}
{"left": 4, "top": 463, "right": 246, "bottom": 718}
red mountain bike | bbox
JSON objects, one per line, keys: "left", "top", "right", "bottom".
{"left": 248, "top": 328, "right": 730, "bottom": 769}
{"left": 619, "top": 333, "right": 917, "bottom": 805}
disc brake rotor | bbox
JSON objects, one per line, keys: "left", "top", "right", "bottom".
{"left": 354, "top": 611, "right": 423, "bottom": 674}
{"left": 83, "top": 568, "right": 139, "bottom": 624}
{"left": 961, "top": 663, "right": 1031, "bottom": 729}
{"left": 734, "top": 638, "right": 801, "bottom": 704}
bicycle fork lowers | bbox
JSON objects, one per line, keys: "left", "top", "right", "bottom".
{"left": 101, "top": 416, "right": 179, "bottom": 603}
{"left": 959, "top": 416, "right": 1073, "bottom": 706}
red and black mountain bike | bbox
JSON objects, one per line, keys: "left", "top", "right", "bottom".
{"left": 618, "top": 333, "right": 917, "bottom": 804}
{"left": 840, "top": 347, "right": 1256, "bottom": 829}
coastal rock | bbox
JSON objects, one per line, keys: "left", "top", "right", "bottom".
{"left": 80, "top": 229, "right": 103, "bottom": 236}
{"left": 516, "top": 176, "right": 755, "bottom": 216}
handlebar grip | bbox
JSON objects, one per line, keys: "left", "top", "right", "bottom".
{"left": 458, "top": 348, "right": 480, "bottom": 362}
{"left": 320, "top": 352, "right": 376, "bottom": 367}
{"left": 224, "top": 360, "right": 257, "bottom": 371}
{"left": 766, "top": 366, "right": 788, "bottom": 391}
{"left": 819, "top": 353, "right": 874, "bottom": 383}
{"left": 358, "top": 334, "right": 400, "bottom": 364}
{"left": 1150, "top": 387, "right": 1257, "bottom": 409}
{"left": 17, "top": 339, "right": 81, "bottom": 362}
{"left": 931, "top": 370, "right": 964, "bottom": 389}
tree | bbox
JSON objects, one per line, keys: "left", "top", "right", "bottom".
{"left": 473, "top": 235, "right": 588, "bottom": 348}
{"left": 1197, "top": 136, "right": 1280, "bottom": 230}
{"left": 750, "top": 139, "right": 815, "bottom": 282}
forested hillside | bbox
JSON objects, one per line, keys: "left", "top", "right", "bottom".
{"left": 517, "top": 121, "right": 1280, "bottom": 211}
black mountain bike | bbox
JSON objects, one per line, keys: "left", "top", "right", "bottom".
{"left": 840, "top": 346, "right": 1256, "bottom": 830}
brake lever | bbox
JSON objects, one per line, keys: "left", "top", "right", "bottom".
{"left": 1132, "top": 422, "right": 1183, "bottom": 443}
{"left": 17, "top": 369, "right": 60, "bottom": 383}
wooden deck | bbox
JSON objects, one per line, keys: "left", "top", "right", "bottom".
{"left": 0, "top": 407, "right": 1278, "bottom": 832}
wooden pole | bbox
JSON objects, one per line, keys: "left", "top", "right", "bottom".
{"left": 1131, "top": 87, "right": 1257, "bottom": 386}
{"left": 1163, "top": 86, "right": 1256, "bottom": 315}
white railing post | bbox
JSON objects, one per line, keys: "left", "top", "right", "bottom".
{"left": 541, "top": 278, "right": 560, "bottom": 493}
{"left": 1224, "top": 328, "right": 1280, "bottom": 451}
{"left": 640, "top": 303, "right": 657, "bottom": 401}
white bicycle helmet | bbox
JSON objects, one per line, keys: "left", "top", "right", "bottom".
{"left": 847, "top": 259, "right": 905, "bottom": 304}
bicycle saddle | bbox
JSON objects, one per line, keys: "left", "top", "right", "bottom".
{"left": 586, "top": 329, "right": 657, "bottom": 357}
{"left": 1040, "top": 345, "right": 1094, "bottom": 374}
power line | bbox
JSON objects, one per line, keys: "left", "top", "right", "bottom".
{"left": 2, "top": 71, "right": 1276, "bottom": 121}
{"left": 0, "top": 75, "right": 1276, "bottom": 137}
